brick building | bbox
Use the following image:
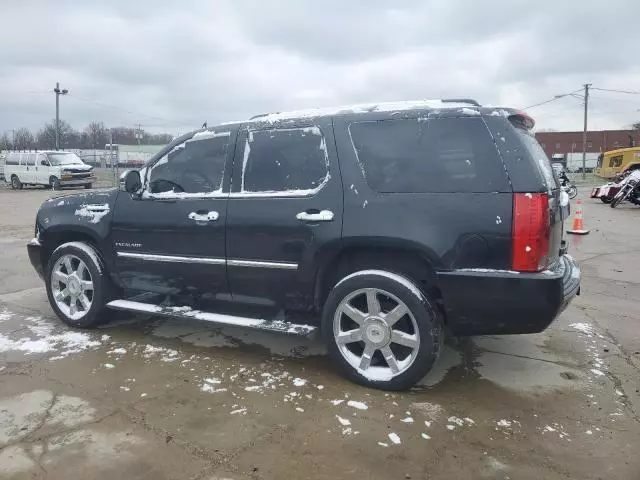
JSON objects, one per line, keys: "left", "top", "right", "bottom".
{"left": 535, "top": 129, "right": 639, "bottom": 158}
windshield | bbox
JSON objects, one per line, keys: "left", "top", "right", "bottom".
{"left": 46, "top": 153, "right": 84, "bottom": 166}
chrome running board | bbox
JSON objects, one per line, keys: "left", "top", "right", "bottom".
{"left": 105, "top": 299, "right": 317, "bottom": 337}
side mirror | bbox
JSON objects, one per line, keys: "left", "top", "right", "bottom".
{"left": 120, "top": 170, "right": 141, "bottom": 194}
{"left": 41, "top": 160, "right": 48, "bottom": 166}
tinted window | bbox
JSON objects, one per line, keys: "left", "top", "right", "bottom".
{"left": 242, "top": 127, "right": 329, "bottom": 193}
{"left": 349, "top": 117, "right": 509, "bottom": 193}
{"left": 513, "top": 127, "right": 558, "bottom": 188}
{"left": 148, "top": 132, "right": 229, "bottom": 195}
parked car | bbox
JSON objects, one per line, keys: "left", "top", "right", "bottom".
{"left": 26, "top": 99, "right": 580, "bottom": 390}
{"left": 4, "top": 151, "right": 95, "bottom": 190}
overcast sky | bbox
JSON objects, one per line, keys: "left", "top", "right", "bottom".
{"left": 1, "top": 0, "right": 639, "bottom": 136}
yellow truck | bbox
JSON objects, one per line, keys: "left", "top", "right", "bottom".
{"left": 595, "top": 147, "right": 640, "bottom": 179}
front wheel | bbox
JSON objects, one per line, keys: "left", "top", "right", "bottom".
{"left": 45, "top": 242, "right": 111, "bottom": 328}
{"left": 611, "top": 184, "right": 633, "bottom": 208}
{"left": 49, "top": 176, "right": 61, "bottom": 190}
{"left": 11, "top": 175, "right": 22, "bottom": 190}
{"left": 567, "top": 185, "right": 578, "bottom": 199}
{"left": 322, "top": 270, "right": 442, "bottom": 391}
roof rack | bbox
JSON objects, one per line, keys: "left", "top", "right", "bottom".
{"left": 442, "top": 98, "right": 481, "bottom": 107}
{"left": 250, "top": 112, "right": 278, "bottom": 120}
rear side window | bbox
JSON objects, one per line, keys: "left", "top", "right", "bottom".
{"left": 241, "top": 127, "right": 329, "bottom": 194}
{"left": 5, "top": 154, "right": 19, "bottom": 165}
{"left": 512, "top": 127, "right": 558, "bottom": 189}
{"left": 349, "top": 117, "right": 509, "bottom": 193}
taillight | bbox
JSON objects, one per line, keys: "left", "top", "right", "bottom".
{"left": 512, "top": 193, "right": 550, "bottom": 272}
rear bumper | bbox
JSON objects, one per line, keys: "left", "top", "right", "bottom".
{"left": 27, "top": 237, "right": 44, "bottom": 280}
{"left": 437, "top": 254, "right": 581, "bottom": 335}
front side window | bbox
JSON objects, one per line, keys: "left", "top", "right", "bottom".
{"left": 610, "top": 155, "right": 623, "bottom": 168}
{"left": 241, "top": 127, "right": 329, "bottom": 194}
{"left": 147, "top": 131, "right": 229, "bottom": 196}
{"left": 349, "top": 117, "right": 509, "bottom": 193}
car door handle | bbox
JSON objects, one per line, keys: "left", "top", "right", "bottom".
{"left": 188, "top": 211, "right": 219, "bottom": 223}
{"left": 296, "top": 210, "right": 334, "bottom": 222}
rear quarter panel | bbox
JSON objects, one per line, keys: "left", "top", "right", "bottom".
{"left": 333, "top": 112, "right": 514, "bottom": 272}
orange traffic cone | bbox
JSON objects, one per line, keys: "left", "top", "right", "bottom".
{"left": 567, "top": 199, "right": 590, "bottom": 235}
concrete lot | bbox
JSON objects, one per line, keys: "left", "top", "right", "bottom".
{"left": 0, "top": 184, "right": 639, "bottom": 480}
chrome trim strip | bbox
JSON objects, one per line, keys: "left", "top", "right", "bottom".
{"left": 227, "top": 259, "right": 298, "bottom": 270}
{"left": 117, "top": 252, "right": 225, "bottom": 265}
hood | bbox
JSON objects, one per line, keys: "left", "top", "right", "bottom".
{"left": 38, "top": 189, "right": 118, "bottom": 233}
{"left": 60, "top": 163, "right": 93, "bottom": 171}
{"left": 43, "top": 188, "right": 117, "bottom": 211}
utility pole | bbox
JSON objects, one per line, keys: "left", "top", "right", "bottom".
{"left": 135, "top": 123, "right": 143, "bottom": 152}
{"left": 581, "top": 83, "right": 591, "bottom": 180}
{"left": 53, "top": 82, "right": 69, "bottom": 150}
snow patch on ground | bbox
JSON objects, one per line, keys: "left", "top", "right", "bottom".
{"left": 347, "top": 400, "right": 368, "bottom": 410}
{"left": 0, "top": 317, "right": 102, "bottom": 358}
{"left": 388, "top": 432, "right": 401, "bottom": 445}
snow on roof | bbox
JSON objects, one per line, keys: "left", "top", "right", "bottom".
{"left": 247, "top": 100, "right": 478, "bottom": 124}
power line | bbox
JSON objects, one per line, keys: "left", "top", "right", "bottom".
{"left": 522, "top": 88, "right": 585, "bottom": 110}
{"left": 65, "top": 93, "right": 195, "bottom": 127}
{"left": 592, "top": 87, "right": 640, "bottom": 95}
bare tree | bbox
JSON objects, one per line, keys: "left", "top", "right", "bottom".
{"left": 14, "top": 128, "right": 35, "bottom": 150}
{"left": 0, "top": 132, "right": 11, "bottom": 150}
{"left": 85, "top": 121, "right": 108, "bottom": 149}
{"left": 36, "top": 120, "right": 76, "bottom": 149}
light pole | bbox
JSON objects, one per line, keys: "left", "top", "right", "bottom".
{"left": 555, "top": 84, "right": 591, "bottom": 179}
{"left": 53, "top": 82, "right": 69, "bottom": 150}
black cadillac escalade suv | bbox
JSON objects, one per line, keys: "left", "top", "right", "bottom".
{"left": 27, "top": 99, "right": 580, "bottom": 390}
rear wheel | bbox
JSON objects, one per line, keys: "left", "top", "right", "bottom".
{"left": 84, "top": 183, "right": 92, "bottom": 190}
{"left": 49, "top": 176, "right": 61, "bottom": 190}
{"left": 11, "top": 175, "right": 22, "bottom": 190}
{"left": 600, "top": 196, "right": 613, "bottom": 204}
{"left": 322, "top": 270, "right": 442, "bottom": 391}
{"left": 45, "top": 242, "right": 112, "bottom": 328}
{"left": 567, "top": 185, "right": 578, "bottom": 199}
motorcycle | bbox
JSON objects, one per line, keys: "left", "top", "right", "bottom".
{"left": 591, "top": 169, "right": 640, "bottom": 205}
{"left": 558, "top": 171, "right": 578, "bottom": 199}
{"left": 610, "top": 170, "right": 640, "bottom": 208}
{"left": 552, "top": 164, "right": 578, "bottom": 199}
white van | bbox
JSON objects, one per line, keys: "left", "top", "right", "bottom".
{"left": 3, "top": 151, "right": 95, "bottom": 190}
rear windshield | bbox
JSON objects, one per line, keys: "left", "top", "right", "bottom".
{"left": 513, "top": 127, "right": 558, "bottom": 189}
{"left": 349, "top": 117, "right": 510, "bottom": 193}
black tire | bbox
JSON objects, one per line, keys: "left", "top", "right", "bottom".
{"left": 600, "top": 196, "right": 613, "bottom": 204}
{"left": 11, "top": 175, "right": 22, "bottom": 190}
{"left": 567, "top": 185, "right": 578, "bottom": 199}
{"left": 611, "top": 185, "right": 632, "bottom": 208}
{"left": 322, "top": 270, "right": 443, "bottom": 391}
{"left": 84, "top": 183, "right": 92, "bottom": 190}
{"left": 45, "top": 241, "right": 112, "bottom": 328}
{"left": 49, "top": 176, "right": 61, "bottom": 190}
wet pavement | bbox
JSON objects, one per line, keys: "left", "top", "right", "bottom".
{"left": 1, "top": 187, "right": 639, "bottom": 479}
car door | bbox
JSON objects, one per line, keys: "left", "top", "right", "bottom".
{"left": 226, "top": 118, "right": 343, "bottom": 309}
{"left": 22, "top": 153, "right": 36, "bottom": 183}
{"left": 110, "top": 127, "right": 237, "bottom": 296}
{"left": 35, "top": 153, "right": 50, "bottom": 184}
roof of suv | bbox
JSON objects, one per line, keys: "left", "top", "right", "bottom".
{"left": 220, "top": 99, "right": 518, "bottom": 127}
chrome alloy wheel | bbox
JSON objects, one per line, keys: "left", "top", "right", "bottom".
{"left": 333, "top": 287, "right": 420, "bottom": 382}
{"left": 51, "top": 254, "right": 94, "bottom": 321}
